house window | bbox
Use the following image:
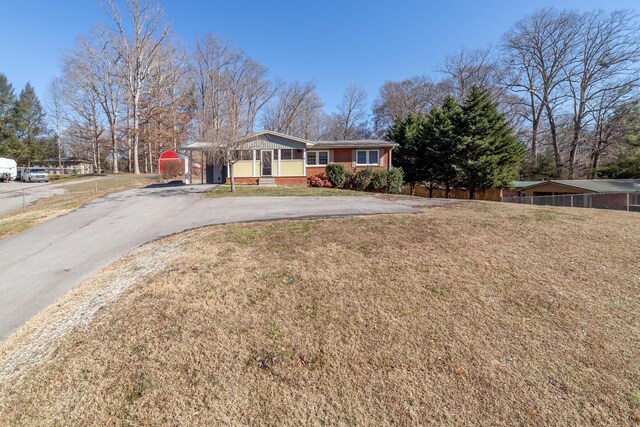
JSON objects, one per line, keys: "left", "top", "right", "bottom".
{"left": 356, "top": 150, "right": 380, "bottom": 165}
{"left": 307, "top": 151, "right": 329, "bottom": 166}
{"left": 279, "top": 149, "right": 304, "bottom": 160}
{"left": 236, "top": 150, "right": 253, "bottom": 161}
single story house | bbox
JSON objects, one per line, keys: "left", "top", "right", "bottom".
{"left": 181, "top": 131, "right": 399, "bottom": 186}
{"left": 518, "top": 179, "right": 640, "bottom": 197}
{"left": 37, "top": 158, "right": 94, "bottom": 175}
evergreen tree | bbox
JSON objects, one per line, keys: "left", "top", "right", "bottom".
{"left": 0, "top": 73, "right": 20, "bottom": 159}
{"left": 597, "top": 149, "right": 640, "bottom": 178}
{"left": 419, "top": 96, "right": 465, "bottom": 196}
{"left": 12, "top": 82, "right": 49, "bottom": 164}
{"left": 459, "top": 87, "right": 524, "bottom": 198}
{"left": 520, "top": 151, "right": 559, "bottom": 180}
{"left": 387, "top": 113, "right": 428, "bottom": 189}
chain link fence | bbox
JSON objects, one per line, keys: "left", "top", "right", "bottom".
{"left": 0, "top": 175, "right": 159, "bottom": 214}
{"left": 503, "top": 192, "right": 640, "bottom": 212}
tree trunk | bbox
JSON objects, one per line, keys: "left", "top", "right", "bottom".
{"left": 110, "top": 126, "right": 118, "bottom": 173}
{"left": 545, "top": 105, "right": 562, "bottom": 176}
{"left": 132, "top": 93, "right": 140, "bottom": 174}
{"left": 590, "top": 148, "right": 601, "bottom": 179}
{"left": 57, "top": 134, "right": 62, "bottom": 169}
{"left": 567, "top": 121, "right": 582, "bottom": 179}
{"left": 445, "top": 181, "right": 451, "bottom": 198}
{"left": 229, "top": 163, "right": 235, "bottom": 192}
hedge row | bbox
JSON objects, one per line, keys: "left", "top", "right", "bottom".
{"left": 321, "top": 163, "right": 404, "bottom": 194}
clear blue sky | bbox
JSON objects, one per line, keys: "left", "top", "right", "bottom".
{"left": 0, "top": 0, "right": 637, "bottom": 115}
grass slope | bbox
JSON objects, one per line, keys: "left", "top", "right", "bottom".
{"left": 0, "top": 203, "right": 638, "bottom": 426}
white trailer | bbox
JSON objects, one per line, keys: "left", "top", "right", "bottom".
{"left": 0, "top": 157, "right": 17, "bottom": 182}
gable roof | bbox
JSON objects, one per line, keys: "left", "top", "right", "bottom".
{"left": 520, "top": 179, "right": 640, "bottom": 193}
{"left": 241, "top": 130, "right": 314, "bottom": 146}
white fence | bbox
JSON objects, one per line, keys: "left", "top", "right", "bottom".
{"left": 503, "top": 192, "right": 640, "bottom": 212}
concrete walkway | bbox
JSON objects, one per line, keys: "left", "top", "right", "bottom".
{"left": 0, "top": 184, "right": 423, "bottom": 339}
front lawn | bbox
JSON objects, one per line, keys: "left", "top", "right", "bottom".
{"left": 205, "top": 184, "right": 363, "bottom": 198}
{"left": 1, "top": 202, "right": 639, "bottom": 425}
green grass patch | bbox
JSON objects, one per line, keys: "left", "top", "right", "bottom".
{"left": 205, "top": 185, "right": 363, "bottom": 198}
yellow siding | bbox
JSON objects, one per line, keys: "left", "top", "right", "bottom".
{"left": 279, "top": 160, "right": 304, "bottom": 176}
{"left": 232, "top": 161, "right": 254, "bottom": 177}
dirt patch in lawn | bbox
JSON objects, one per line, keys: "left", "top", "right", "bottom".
{"left": 0, "top": 202, "right": 638, "bottom": 426}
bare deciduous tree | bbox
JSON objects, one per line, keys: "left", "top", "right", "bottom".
{"left": 372, "top": 76, "right": 450, "bottom": 135}
{"left": 103, "top": 0, "right": 170, "bottom": 174}
{"left": 324, "top": 85, "right": 369, "bottom": 140}
{"left": 564, "top": 10, "right": 640, "bottom": 177}
{"left": 46, "top": 78, "right": 66, "bottom": 168}
{"left": 502, "top": 8, "right": 581, "bottom": 170}
{"left": 261, "top": 81, "right": 325, "bottom": 139}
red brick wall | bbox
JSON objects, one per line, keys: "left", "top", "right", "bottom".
{"left": 305, "top": 148, "right": 392, "bottom": 177}
{"left": 226, "top": 176, "right": 307, "bottom": 187}
{"left": 275, "top": 177, "right": 307, "bottom": 187}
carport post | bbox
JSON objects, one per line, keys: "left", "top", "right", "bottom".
{"left": 570, "top": 195, "right": 574, "bottom": 207}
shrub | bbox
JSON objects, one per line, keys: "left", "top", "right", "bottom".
{"left": 387, "top": 167, "right": 404, "bottom": 194}
{"left": 353, "top": 168, "right": 374, "bottom": 191}
{"left": 308, "top": 176, "right": 323, "bottom": 187}
{"left": 371, "top": 170, "right": 389, "bottom": 193}
{"left": 323, "top": 179, "right": 332, "bottom": 188}
{"left": 325, "top": 163, "right": 346, "bottom": 188}
{"left": 343, "top": 170, "right": 355, "bottom": 189}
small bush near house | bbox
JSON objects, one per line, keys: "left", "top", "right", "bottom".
{"left": 371, "top": 169, "right": 389, "bottom": 193}
{"left": 326, "top": 163, "right": 346, "bottom": 188}
{"left": 343, "top": 170, "right": 355, "bottom": 189}
{"left": 353, "top": 168, "right": 374, "bottom": 191}
{"left": 387, "top": 167, "right": 404, "bottom": 194}
{"left": 308, "top": 176, "right": 323, "bottom": 187}
{"left": 322, "top": 179, "right": 332, "bottom": 188}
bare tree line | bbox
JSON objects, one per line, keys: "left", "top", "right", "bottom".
{"left": 373, "top": 8, "right": 640, "bottom": 178}
{"left": 49, "top": 0, "right": 370, "bottom": 174}
{"left": 48, "top": 2, "right": 640, "bottom": 179}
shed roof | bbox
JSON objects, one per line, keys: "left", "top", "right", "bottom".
{"left": 313, "top": 140, "right": 399, "bottom": 148}
{"left": 509, "top": 180, "right": 544, "bottom": 189}
{"left": 520, "top": 179, "right": 640, "bottom": 193}
{"left": 180, "top": 132, "right": 399, "bottom": 151}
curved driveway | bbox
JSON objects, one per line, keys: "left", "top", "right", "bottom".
{"left": 0, "top": 184, "right": 423, "bottom": 339}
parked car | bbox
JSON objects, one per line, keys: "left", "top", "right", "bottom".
{"left": 0, "top": 157, "right": 17, "bottom": 182}
{"left": 22, "top": 168, "right": 49, "bottom": 182}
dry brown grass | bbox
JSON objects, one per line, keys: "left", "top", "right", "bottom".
{"left": 0, "top": 202, "right": 639, "bottom": 426}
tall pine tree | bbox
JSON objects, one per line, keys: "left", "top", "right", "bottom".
{"left": 12, "top": 82, "right": 50, "bottom": 165}
{"left": 459, "top": 87, "right": 524, "bottom": 198}
{"left": 0, "top": 73, "right": 20, "bottom": 159}
{"left": 418, "top": 96, "right": 465, "bottom": 196}
{"left": 387, "top": 113, "right": 428, "bottom": 190}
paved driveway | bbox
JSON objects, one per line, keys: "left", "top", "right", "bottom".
{"left": 0, "top": 184, "right": 424, "bottom": 339}
{"left": 0, "top": 177, "right": 105, "bottom": 215}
